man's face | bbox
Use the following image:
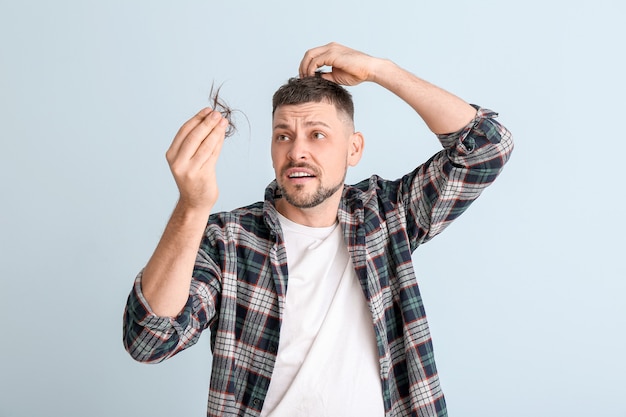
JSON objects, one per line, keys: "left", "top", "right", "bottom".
{"left": 271, "top": 101, "right": 363, "bottom": 215}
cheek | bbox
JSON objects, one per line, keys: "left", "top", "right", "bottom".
{"left": 326, "top": 154, "right": 348, "bottom": 176}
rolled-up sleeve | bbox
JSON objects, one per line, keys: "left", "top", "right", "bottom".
{"left": 438, "top": 105, "right": 513, "bottom": 165}
{"left": 122, "top": 267, "right": 220, "bottom": 363}
{"left": 405, "top": 105, "right": 514, "bottom": 248}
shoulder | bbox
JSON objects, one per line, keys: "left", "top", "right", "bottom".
{"left": 340, "top": 175, "right": 406, "bottom": 228}
{"left": 345, "top": 174, "right": 404, "bottom": 205}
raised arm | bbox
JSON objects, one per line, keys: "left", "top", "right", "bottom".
{"left": 140, "top": 108, "right": 229, "bottom": 317}
{"left": 301, "top": 42, "right": 513, "bottom": 245}
{"left": 299, "top": 42, "right": 476, "bottom": 134}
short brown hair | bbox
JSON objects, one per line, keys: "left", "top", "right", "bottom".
{"left": 272, "top": 76, "right": 354, "bottom": 122}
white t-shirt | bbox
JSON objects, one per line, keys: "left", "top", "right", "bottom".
{"left": 260, "top": 214, "right": 385, "bottom": 417}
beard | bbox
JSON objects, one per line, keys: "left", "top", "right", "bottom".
{"left": 277, "top": 163, "right": 346, "bottom": 209}
{"left": 280, "top": 180, "right": 344, "bottom": 209}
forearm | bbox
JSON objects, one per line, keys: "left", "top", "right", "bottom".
{"left": 141, "top": 200, "right": 211, "bottom": 317}
{"left": 299, "top": 43, "right": 476, "bottom": 134}
{"left": 369, "top": 58, "right": 476, "bottom": 135}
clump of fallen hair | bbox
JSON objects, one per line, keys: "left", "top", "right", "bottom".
{"left": 209, "top": 83, "right": 238, "bottom": 138}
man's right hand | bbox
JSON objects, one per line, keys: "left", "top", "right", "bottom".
{"left": 139, "top": 108, "right": 228, "bottom": 317}
{"left": 166, "top": 107, "right": 229, "bottom": 211}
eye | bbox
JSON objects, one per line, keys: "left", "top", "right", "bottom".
{"left": 275, "top": 134, "right": 290, "bottom": 142}
{"left": 312, "top": 131, "right": 326, "bottom": 140}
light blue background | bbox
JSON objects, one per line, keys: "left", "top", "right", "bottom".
{"left": 1, "top": 1, "right": 624, "bottom": 416}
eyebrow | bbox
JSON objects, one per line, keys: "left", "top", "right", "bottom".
{"left": 273, "top": 120, "right": 332, "bottom": 130}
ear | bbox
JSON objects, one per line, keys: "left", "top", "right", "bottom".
{"left": 347, "top": 132, "right": 364, "bottom": 167}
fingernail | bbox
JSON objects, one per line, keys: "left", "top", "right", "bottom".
{"left": 211, "top": 111, "right": 221, "bottom": 120}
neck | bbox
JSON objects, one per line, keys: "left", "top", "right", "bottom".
{"left": 275, "top": 192, "right": 341, "bottom": 228}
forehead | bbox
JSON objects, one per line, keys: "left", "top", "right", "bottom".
{"left": 272, "top": 101, "right": 346, "bottom": 128}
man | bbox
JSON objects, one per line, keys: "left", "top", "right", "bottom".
{"left": 123, "top": 42, "right": 513, "bottom": 416}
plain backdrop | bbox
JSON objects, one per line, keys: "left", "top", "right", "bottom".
{"left": 1, "top": 1, "right": 624, "bottom": 416}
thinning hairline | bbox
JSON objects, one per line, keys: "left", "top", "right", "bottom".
{"left": 272, "top": 101, "right": 354, "bottom": 131}
{"left": 273, "top": 96, "right": 352, "bottom": 116}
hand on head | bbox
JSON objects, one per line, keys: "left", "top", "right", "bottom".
{"left": 299, "top": 42, "right": 382, "bottom": 86}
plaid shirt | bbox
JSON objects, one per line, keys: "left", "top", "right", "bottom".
{"left": 124, "top": 106, "right": 513, "bottom": 417}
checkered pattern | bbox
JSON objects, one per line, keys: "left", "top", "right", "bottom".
{"left": 123, "top": 106, "right": 513, "bottom": 416}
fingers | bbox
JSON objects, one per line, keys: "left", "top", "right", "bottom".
{"left": 317, "top": 69, "right": 346, "bottom": 85}
{"left": 298, "top": 42, "right": 373, "bottom": 86}
{"left": 163, "top": 109, "right": 228, "bottom": 209}
{"left": 191, "top": 116, "right": 228, "bottom": 170}
{"left": 299, "top": 42, "right": 340, "bottom": 78}
{"left": 168, "top": 107, "right": 213, "bottom": 156}
{"left": 181, "top": 110, "right": 226, "bottom": 164}
{"left": 166, "top": 109, "right": 227, "bottom": 186}
{"left": 167, "top": 109, "right": 227, "bottom": 165}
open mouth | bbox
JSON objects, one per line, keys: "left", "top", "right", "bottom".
{"left": 284, "top": 165, "right": 318, "bottom": 181}
{"left": 288, "top": 172, "right": 315, "bottom": 178}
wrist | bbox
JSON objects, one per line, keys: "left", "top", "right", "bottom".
{"left": 368, "top": 58, "right": 399, "bottom": 85}
{"left": 173, "top": 198, "right": 214, "bottom": 224}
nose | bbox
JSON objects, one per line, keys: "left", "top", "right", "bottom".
{"left": 287, "top": 136, "right": 309, "bottom": 161}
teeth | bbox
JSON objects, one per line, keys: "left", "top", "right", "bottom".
{"left": 289, "top": 172, "right": 313, "bottom": 178}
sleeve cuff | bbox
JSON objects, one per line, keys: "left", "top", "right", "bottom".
{"left": 437, "top": 105, "right": 503, "bottom": 153}
{"left": 126, "top": 270, "right": 179, "bottom": 332}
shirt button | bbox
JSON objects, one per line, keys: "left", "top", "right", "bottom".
{"left": 268, "top": 344, "right": 277, "bottom": 354}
